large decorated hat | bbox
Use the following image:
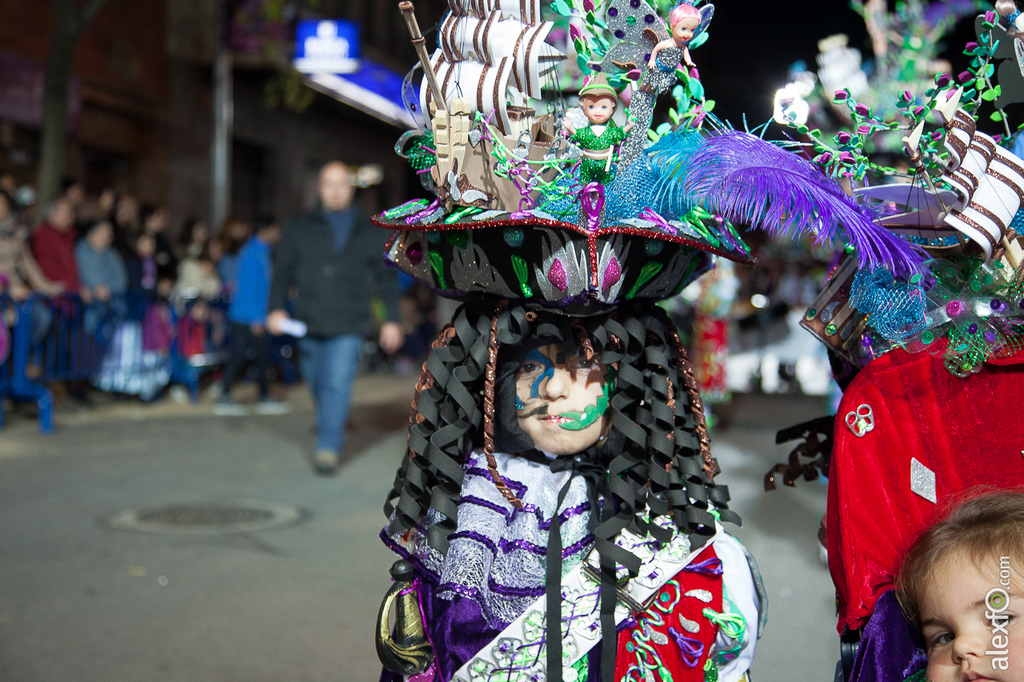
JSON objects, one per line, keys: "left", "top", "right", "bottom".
{"left": 378, "top": 0, "right": 921, "bottom": 313}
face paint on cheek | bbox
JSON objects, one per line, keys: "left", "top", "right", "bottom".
{"left": 525, "top": 349, "right": 555, "bottom": 399}
{"left": 554, "top": 381, "right": 611, "bottom": 431}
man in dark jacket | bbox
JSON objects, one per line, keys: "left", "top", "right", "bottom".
{"left": 268, "top": 161, "right": 403, "bottom": 474}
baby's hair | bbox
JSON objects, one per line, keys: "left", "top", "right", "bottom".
{"left": 668, "top": 2, "right": 700, "bottom": 27}
{"left": 896, "top": 488, "right": 1024, "bottom": 627}
{"left": 579, "top": 92, "right": 618, "bottom": 107}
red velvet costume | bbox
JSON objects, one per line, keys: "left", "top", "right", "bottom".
{"left": 614, "top": 545, "right": 724, "bottom": 682}
{"left": 827, "top": 341, "right": 1024, "bottom": 632}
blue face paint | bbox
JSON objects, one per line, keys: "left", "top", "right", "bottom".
{"left": 524, "top": 349, "right": 554, "bottom": 399}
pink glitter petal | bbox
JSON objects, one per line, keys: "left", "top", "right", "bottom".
{"left": 547, "top": 258, "right": 568, "bottom": 291}
{"left": 603, "top": 258, "right": 621, "bottom": 289}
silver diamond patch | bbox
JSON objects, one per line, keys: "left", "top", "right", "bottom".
{"left": 910, "top": 458, "right": 937, "bottom": 504}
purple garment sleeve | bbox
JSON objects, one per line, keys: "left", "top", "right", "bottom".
{"left": 848, "top": 590, "right": 927, "bottom": 682}
{"left": 378, "top": 571, "right": 607, "bottom": 682}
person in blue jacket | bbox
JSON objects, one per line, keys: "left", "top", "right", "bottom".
{"left": 215, "top": 218, "right": 289, "bottom": 416}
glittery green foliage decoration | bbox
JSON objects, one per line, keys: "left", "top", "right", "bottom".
{"left": 405, "top": 132, "right": 436, "bottom": 171}
{"left": 428, "top": 251, "right": 448, "bottom": 290}
{"left": 776, "top": 3, "right": 1022, "bottom": 184}
{"left": 511, "top": 254, "right": 533, "bottom": 297}
{"left": 627, "top": 262, "right": 664, "bottom": 299}
{"left": 887, "top": 256, "right": 1024, "bottom": 377}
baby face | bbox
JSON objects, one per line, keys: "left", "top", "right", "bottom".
{"left": 672, "top": 15, "right": 700, "bottom": 45}
{"left": 515, "top": 343, "right": 610, "bottom": 456}
{"left": 919, "top": 554, "right": 1024, "bottom": 682}
{"left": 582, "top": 96, "right": 616, "bottom": 125}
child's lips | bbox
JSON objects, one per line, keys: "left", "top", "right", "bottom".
{"left": 540, "top": 415, "right": 573, "bottom": 425}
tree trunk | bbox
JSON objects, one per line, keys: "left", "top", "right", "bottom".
{"left": 36, "top": 0, "right": 112, "bottom": 211}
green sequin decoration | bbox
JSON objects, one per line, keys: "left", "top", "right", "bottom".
{"left": 826, "top": 323, "right": 838, "bottom": 335}
{"left": 806, "top": 309, "right": 817, "bottom": 319}
{"left": 703, "top": 659, "right": 719, "bottom": 682}
{"left": 511, "top": 255, "right": 533, "bottom": 298}
{"left": 572, "top": 654, "right": 588, "bottom": 681}
{"left": 445, "top": 206, "right": 480, "bottom": 224}
{"left": 383, "top": 199, "right": 429, "bottom": 220}
{"left": 428, "top": 251, "right": 448, "bottom": 290}
{"left": 922, "top": 331, "right": 934, "bottom": 345}
{"left": 445, "top": 230, "right": 468, "bottom": 249}
{"left": 401, "top": 131, "right": 436, "bottom": 171}
{"left": 627, "top": 262, "right": 664, "bottom": 299}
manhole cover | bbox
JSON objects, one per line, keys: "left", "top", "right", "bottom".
{"left": 106, "top": 501, "right": 305, "bottom": 535}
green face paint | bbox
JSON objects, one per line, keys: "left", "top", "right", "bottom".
{"left": 554, "top": 381, "right": 611, "bottom": 431}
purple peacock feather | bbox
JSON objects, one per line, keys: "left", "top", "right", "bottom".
{"left": 679, "top": 131, "right": 926, "bottom": 274}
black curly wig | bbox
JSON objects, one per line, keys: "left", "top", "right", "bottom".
{"left": 384, "top": 297, "right": 738, "bottom": 559}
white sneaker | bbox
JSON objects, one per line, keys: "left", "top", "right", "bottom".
{"left": 213, "top": 397, "right": 249, "bottom": 416}
{"left": 254, "top": 397, "right": 291, "bottom": 415}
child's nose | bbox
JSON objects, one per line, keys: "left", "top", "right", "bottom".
{"left": 541, "top": 368, "right": 571, "bottom": 400}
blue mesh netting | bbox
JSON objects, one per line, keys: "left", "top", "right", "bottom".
{"left": 849, "top": 268, "right": 928, "bottom": 341}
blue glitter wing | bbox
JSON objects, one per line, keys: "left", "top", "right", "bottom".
{"left": 694, "top": 3, "right": 714, "bottom": 42}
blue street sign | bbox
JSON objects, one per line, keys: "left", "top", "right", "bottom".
{"left": 293, "top": 20, "right": 360, "bottom": 74}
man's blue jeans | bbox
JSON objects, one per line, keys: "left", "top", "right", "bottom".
{"left": 299, "top": 334, "right": 362, "bottom": 455}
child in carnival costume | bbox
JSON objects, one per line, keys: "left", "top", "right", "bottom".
{"left": 376, "top": 296, "right": 765, "bottom": 682}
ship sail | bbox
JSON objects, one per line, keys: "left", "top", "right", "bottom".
{"left": 423, "top": 53, "right": 517, "bottom": 133}
{"left": 937, "top": 91, "right": 1024, "bottom": 258}
{"left": 420, "top": 0, "right": 564, "bottom": 135}
{"left": 438, "top": 12, "right": 561, "bottom": 98}
{"left": 448, "top": 0, "right": 543, "bottom": 25}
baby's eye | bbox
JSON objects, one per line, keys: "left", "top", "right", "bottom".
{"left": 927, "top": 632, "right": 953, "bottom": 649}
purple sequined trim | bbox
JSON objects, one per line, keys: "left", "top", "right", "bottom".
{"left": 438, "top": 580, "right": 483, "bottom": 601}
{"left": 563, "top": 535, "right": 595, "bottom": 557}
{"left": 498, "top": 538, "right": 547, "bottom": 556}
{"left": 450, "top": 530, "right": 499, "bottom": 553}
{"left": 487, "top": 576, "right": 547, "bottom": 598}
{"left": 465, "top": 466, "right": 529, "bottom": 498}
{"left": 537, "top": 501, "right": 592, "bottom": 530}
{"left": 379, "top": 528, "right": 442, "bottom": 585}
{"left": 459, "top": 494, "right": 511, "bottom": 517}
{"left": 683, "top": 556, "right": 723, "bottom": 576}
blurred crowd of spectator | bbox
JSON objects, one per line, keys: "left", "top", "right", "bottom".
{"left": 0, "top": 172, "right": 255, "bottom": 311}
{"left": 0, "top": 171, "right": 272, "bottom": 406}
{"left": 0, "top": 171, "right": 443, "bottom": 420}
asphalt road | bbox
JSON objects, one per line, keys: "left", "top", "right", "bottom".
{"left": 0, "top": 380, "right": 839, "bottom": 681}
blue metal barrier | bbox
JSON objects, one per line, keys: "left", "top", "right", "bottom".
{"left": 0, "top": 292, "right": 299, "bottom": 432}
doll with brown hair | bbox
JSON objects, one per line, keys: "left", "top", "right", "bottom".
{"left": 896, "top": 490, "right": 1024, "bottom": 682}
{"left": 561, "top": 74, "right": 635, "bottom": 185}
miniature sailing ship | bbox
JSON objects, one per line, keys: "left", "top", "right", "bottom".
{"left": 401, "top": 0, "right": 568, "bottom": 211}
{"left": 898, "top": 88, "right": 1024, "bottom": 262}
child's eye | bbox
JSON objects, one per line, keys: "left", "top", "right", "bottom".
{"left": 927, "top": 632, "right": 953, "bottom": 649}
{"left": 518, "top": 362, "right": 541, "bottom": 375}
{"left": 571, "top": 357, "right": 600, "bottom": 372}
